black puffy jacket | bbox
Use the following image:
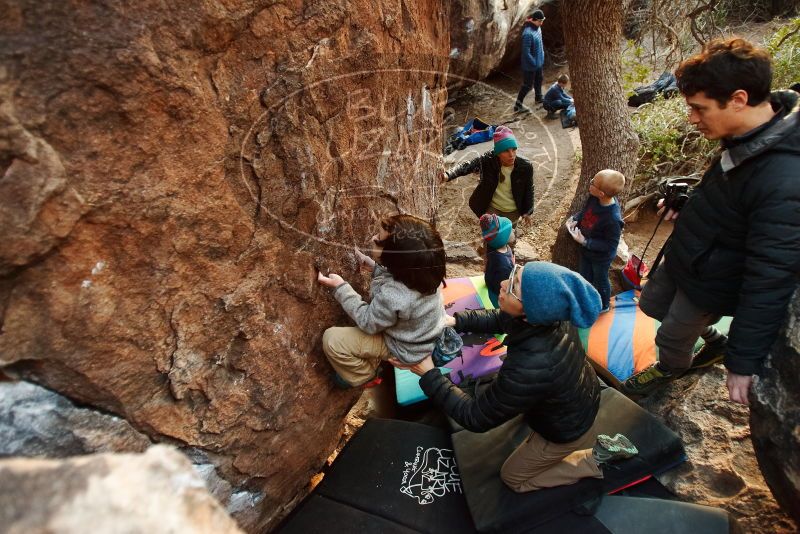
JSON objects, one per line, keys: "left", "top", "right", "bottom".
{"left": 665, "top": 91, "right": 800, "bottom": 376}
{"left": 445, "top": 151, "right": 534, "bottom": 218}
{"left": 419, "top": 309, "right": 600, "bottom": 444}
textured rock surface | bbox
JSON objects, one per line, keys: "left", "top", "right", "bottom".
{"left": 0, "top": 380, "right": 151, "bottom": 458}
{"left": 448, "top": 0, "right": 537, "bottom": 86}
{"left": 640, "top": 367, "right": 797, "bottom": 533}
{"left": 751, "top": 288, "right": 800, "bottom": 526}
{"left": 0, "top": 2, "right": 448, "bottom": 531}
{"left": 0, "top": 445, "right": 243, "bottom": 534}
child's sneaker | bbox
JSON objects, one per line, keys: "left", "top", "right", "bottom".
{"left": 592, "top": 433, "right": 638, "bottom": 465}
{"left": 331, "top": 373, "right": 353, "bottom": 389}
{"left": 331, "top": 368, "right": 383, "bottom": 389}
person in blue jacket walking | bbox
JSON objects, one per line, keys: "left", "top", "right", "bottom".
{"left": 515, "top": 9, "right": 546, "bottom": 113}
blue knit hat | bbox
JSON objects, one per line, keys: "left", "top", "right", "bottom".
{"left": 480, "top": 214, "right": 513, "bottom": 249}
{"left": 493, "top": 125, "right": 518, "bottom": 155}
{"left": 519, "top": 262, "right": 601, "bottom": 328}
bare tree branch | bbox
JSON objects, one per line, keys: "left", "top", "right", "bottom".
{"left": 687, "top": 0, "right": 720, "bottom": 46}
{"left": 775, "top": 22, "right": 800, "bottom": 49}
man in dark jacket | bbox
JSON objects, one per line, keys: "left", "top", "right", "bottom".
{"left": 515, "top": 9, "right": 546, "bottom": 113}
{"left": 392, "top": 262, "right": 638, "bottom": 492}
{"left": 622, "top": 38, "right": 800, "bottom": 404}
{"left": 443, "top": 126, "right": 534, "bottom": 225}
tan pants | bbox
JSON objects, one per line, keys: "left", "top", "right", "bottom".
{"left": 500, "top": 418, "right": 603, "bottom": 492}
{"left": 322, "top": 326, "right": 392, "bottom": 386}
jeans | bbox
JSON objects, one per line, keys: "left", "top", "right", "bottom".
{"left": 578, "top": 255, "right": 612, "bottom": 310}
{"left": 516, "top": 68, "right": 543, "bottom": 108}
{"left": 545, "top": 98, "right": 572, "bottom": 112}
{"left": 639, "top": 266, "right": 722, "bottom": 372}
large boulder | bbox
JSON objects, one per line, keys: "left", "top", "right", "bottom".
{"left": 0, "top": 445, "right": 243, "bottom": 534}
{"left": 497, "top": 0, "right": 564, "bottom": 77}
{"left": 751, "top": 288, "right": 800, "bottom": 526}
{"left": 639, "top": 367, "right": 797, "bottom": 532}
{"left": 0, "top": 2, "right": 448, "bottom": 531}
{"left": 448, "top": 0, "right": 538, "bottom": 86}
{"left": 0, "top": 380, "right": 151, "bottom": 458}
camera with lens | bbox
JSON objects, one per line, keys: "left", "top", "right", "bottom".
{"left": 664, "top": 182, "right": 690, "bottom": 212}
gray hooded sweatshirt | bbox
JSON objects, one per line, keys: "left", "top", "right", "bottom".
{"left": 332, "top": 265, "right": 445, "bottom": 363}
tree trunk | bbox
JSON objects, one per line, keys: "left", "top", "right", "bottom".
{"left": 551, "top": 0, "right": 640, "bottom": 269}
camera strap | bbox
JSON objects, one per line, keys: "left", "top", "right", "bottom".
{"left": 636, "top": 208, "right": 670, "bottom": 277}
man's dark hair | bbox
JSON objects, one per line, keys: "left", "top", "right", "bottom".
{"left": 376, "top": 214, "right": 446, "bottom": 296}
{"left": 675, "top": 38, "right": 772, "bottom": 107}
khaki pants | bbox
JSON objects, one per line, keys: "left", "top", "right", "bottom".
{"left": 322, "top": 327, "right": 392, "bottom": 386}
{"left": 500, "top": 418, "right": 603, "bottom": 492}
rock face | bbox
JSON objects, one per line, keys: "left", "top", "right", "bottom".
{"left": 0, "top": 2, "right": 448, "bottom": 531}
{"left": 640, "top": 367, "right": 797, "bottom": 533}
{"left": 448, "top": 0, "right": 537, "bottom": 86}
{"left": 0, "top": 381, "right": 151, "bottom": 458}
{"left": 0, "top": 445, "right": 243, "bottom": 534}
{"left": 751, "top": 288, "right": 800, "bottom": 526}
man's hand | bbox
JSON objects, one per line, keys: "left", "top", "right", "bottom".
{"left": 317, "top": 271, "right": 345, "bottom": 288}
{"left": 567, "top": 224, "right": 586, "bottom": 246}
{"left": 656, "top": 198, "right": 679, "bottom": 222}
{"left": 726, "top": 371, "right": 753, "bottom": 405}
{"left": 389, "top": 355, "right": 435, "bottom": 376}
{"left": 440, "top": 170, "right": 449, "bottom": 183}
{"left": 354, "top": 246, "right": 375, "bottom": 272}
{"left": 565, "top": 218, "right": 577, "bottom": 232}
{"left": 444, "top": 314, "right": 456, "bottom": 328}
{"left": 519, "top": 214, "right": 531, "bottom": 227}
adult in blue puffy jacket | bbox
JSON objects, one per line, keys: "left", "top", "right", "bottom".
{"left": 514, "top": 10, "right": 546, "bottom": 113}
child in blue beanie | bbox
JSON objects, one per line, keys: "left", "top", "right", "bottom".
{"left": 480, "top": 214, "right": 515, "bottom": 308}
{"left": 392, "top": 261, "right": 638, "bottom": 492}
{"left": 566, "top": 169, "right": 626, "bottom": 312}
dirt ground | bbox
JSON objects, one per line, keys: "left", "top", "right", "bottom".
{"left": 436, "top": 68, "right": 582, "bottom": 278}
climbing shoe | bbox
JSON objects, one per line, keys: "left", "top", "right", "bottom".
{"left": 592, "top": 433, "right": 639, "bottom": 465}
{"left": 332, "top": 373, "right": 354, "bottom": 389}
{"left": 690, "top": 336, "right": 727, "bottom": 370}
{"left": 620, "top": 362, "right": 678, "bottom": 396}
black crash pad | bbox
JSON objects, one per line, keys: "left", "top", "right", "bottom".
{"left": 526, "top": 491, "right": 730, "bottom": 534}
{"left": 277, "top": 495, "right": 419, "bottom": 534}
{"left": 451, "top": 387, "right": 686, "bottom": 533}
{"left": 314, "top": 418, "right": 475, "bottom": 533}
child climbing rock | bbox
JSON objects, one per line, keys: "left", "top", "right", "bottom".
{"left": 317, "top": 214, "right": 447, "bottom": 388}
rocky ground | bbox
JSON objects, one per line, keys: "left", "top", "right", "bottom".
{"left": 345, "top": 67, "right": 798, "bottom": 533}
{"left": 436, "top": 69, "right": 581, "bottom": 278}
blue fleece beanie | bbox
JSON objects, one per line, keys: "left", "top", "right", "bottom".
{"left": 519, "top": 262, "right": 601, "bottom": 328}
{"left": 480, "top": 214, "right": 513, "bottom": 249}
